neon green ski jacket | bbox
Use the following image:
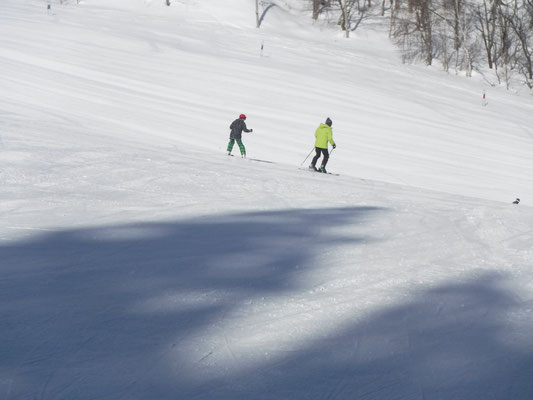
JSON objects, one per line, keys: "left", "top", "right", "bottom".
{"left": 314, "top": 123, "right": 335, "bottom": 149}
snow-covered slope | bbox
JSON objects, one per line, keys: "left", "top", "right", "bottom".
{"left": 1, "top": 1, "right": 533, "bottom": 399}
{"left": 3, "top": 0, "right": 533, "bottom": 201}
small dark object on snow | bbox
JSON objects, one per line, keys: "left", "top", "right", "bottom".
{"left": 513, "top": 198, "right": 520, "bottom": 204}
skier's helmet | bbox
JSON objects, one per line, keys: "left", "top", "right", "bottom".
{"left": 239, "top": 114, "right": 247, "bottom": 120}
{"left": 325, "top": 117, "right": 332, "bottom": 127}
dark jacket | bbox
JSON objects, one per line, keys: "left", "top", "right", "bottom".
{"left": 229, "top": 118, "right": 251, "bottom": 140}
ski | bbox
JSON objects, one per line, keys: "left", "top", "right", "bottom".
{"left": 226, "top": 153, "right": 275, "bottom": 163}
{"left": 298, "top": 167, "right": 339, "bottom": 176}
{"left": 247, "top": 158, "right": 275, "bottom": 164}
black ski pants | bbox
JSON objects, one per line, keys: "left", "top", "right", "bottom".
{"left": 311, "top": 147, "right": 329, "bottom": 167}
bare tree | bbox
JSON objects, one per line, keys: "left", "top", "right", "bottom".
{"left": 335, "top": 0, "right": 359, "bottom": 37}
{"left": 474, "top": 0, "right": 500, "bottom": 69}
{"left": 313, "top": 0, "right": 321, "bottom": 19}
{"left": 389, "top": 0, "right": 401, "bottom": 37}
{"left": 458, "top": 4, "right": 481, "bottom": 76}
{"left": 385, "top": 0, "right": 532, "bottom": 88}
{"left": 506, "top": 0, "right": 533, "bottom": 87}
{"left": 495, "top": 0, "right": 515, "bottom": 87}
{"left": 312, "top": 0, "right": 331, "bottom": 20}
{"left": 409, "top": 0, "right": 435, "bottom": 65}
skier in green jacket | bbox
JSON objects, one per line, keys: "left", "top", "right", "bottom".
{"left": 309, "top": 117, "right": 336, "bottom": 173}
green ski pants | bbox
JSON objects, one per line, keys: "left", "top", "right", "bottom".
{"left": 227, "top": 139, "right": 246, "bottom": 156}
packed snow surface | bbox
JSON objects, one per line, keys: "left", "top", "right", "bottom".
{"left": 1, "top": 0, "right": 533, "bottom": 399}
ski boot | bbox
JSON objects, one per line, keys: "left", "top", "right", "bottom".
{"left": 319, "top": 165, "right": 327, "bottom": 173}
{"left": 309, "top": 164, "right": 318, "bottom": 172}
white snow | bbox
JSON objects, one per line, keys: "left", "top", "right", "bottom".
{"left": 1, "top": 0, "right": 533, "bottom": 399}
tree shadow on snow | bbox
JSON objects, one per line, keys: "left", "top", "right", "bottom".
{"left": 0, "top": 206, "right": 378, "bottom": 399}
{"left": 1, "top": 206, "right": 532, "bottom": 399}
{"left": 222, "top": 272, "right": 533, "bottom": 400}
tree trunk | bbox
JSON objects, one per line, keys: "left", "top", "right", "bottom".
{"left": 453, "top": 0, "right": 462, "bottom": 51}
{"left": 313, "top": 0, "right": 320, "bottom": 20}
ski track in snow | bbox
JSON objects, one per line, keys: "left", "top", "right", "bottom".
{"left": 1, "top": 0, "right": 533, "bottom": 399}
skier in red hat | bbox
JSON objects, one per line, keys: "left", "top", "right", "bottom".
{"left": 227, "top": 114, "right": 253, "bottom": 158}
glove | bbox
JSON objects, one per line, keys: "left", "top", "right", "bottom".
{"left": 332, "top": 144, "right": 336, "bottom": 149}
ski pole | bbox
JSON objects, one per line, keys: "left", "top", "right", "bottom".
{"left": 300, "top": 147, "right": 315, "bottom": 166}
